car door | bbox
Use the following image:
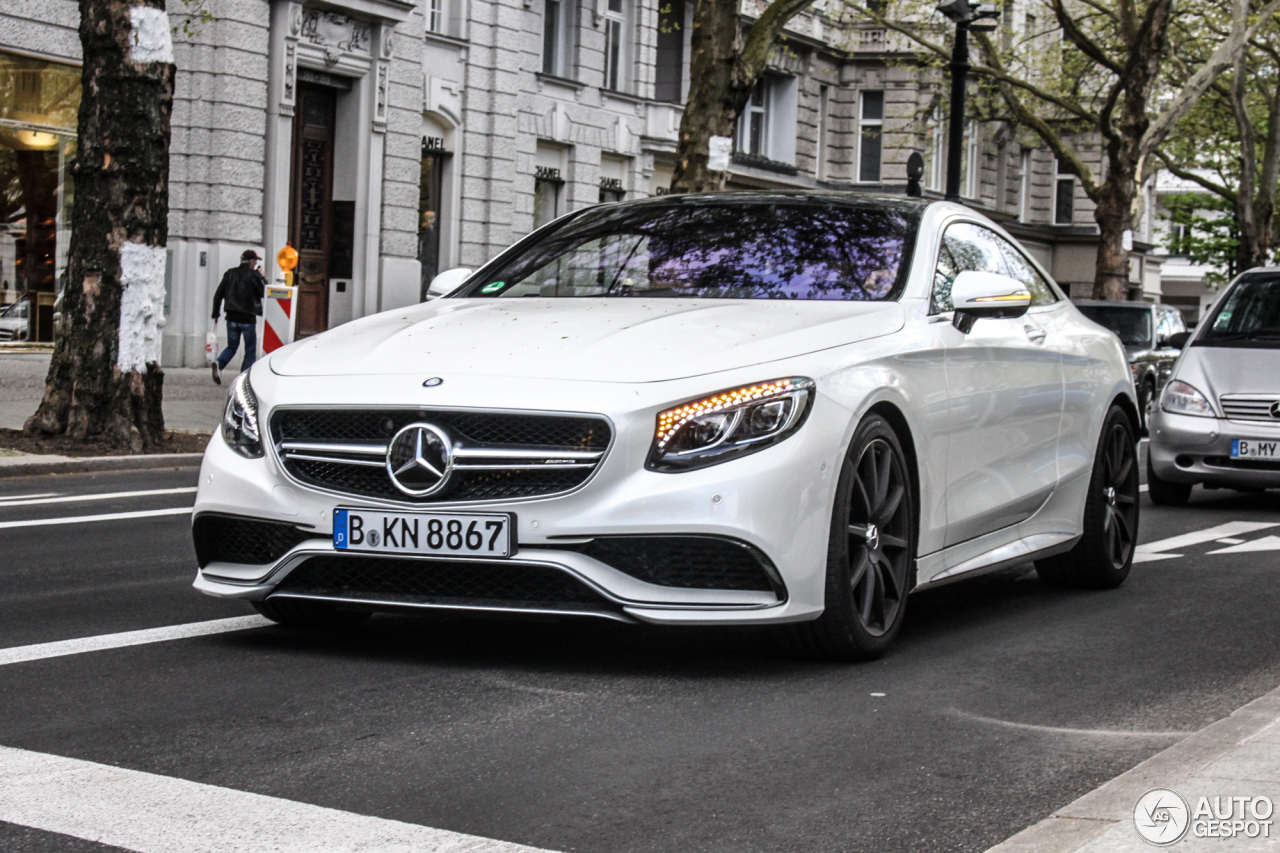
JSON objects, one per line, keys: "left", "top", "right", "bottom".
{"left": 931, "top": 222, "right": 1065, "bottom": 547}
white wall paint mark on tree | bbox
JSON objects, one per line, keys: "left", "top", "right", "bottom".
{"left": 117, "top": 242, "right": 168, "bottom": 372}
{"left": 128, "top": 7, "right": 174, "bottom": 64}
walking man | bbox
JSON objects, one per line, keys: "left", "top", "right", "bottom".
{"left": 211, "top": 249, "right": 266, "bottom": 385}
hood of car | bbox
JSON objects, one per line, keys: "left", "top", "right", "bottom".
{"left": 1182, "top": 345, "right": 1280, "bottom": 400}
{"left": 270, "top": 298, "right": 906, "bottom": 383}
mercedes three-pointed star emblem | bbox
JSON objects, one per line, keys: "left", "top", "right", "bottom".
{"left": 385, "top": 422, "right": 453, "bottom": 496}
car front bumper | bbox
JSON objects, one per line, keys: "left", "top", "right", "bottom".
{"left": 193, "top": 391, "right": 851, "bottom": 626}
{"left": 1149, "top": 409, "right": 1280, "bottom": 489}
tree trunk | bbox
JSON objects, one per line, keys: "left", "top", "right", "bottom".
{"left": 669, "top": 0, "right": 751, "bottom": 193}
{"left": 25, "top": 0, "right": 175, "bottom": 451}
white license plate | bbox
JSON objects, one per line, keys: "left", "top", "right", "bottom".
{"left": 333, "top": 509, "right": 512, "bottom": 557}
{"left": 1231, "top": 439, "right": 1280, "bottom": 459}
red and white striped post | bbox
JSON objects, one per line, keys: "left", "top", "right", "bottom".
{"left": 262, "top": 283, "right": 297, "bottom": 353}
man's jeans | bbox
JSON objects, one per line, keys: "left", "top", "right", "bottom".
{"left": 217, "top": 321, "right": 257, "bottom": 372}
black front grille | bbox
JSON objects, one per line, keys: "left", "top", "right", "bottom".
{"left": 568, "top": 535, "right": 779, "bottom": 592}
{"left": 192, "top": 514, "right": 318, "bottom": 568}
{"left": 271, "top": 408, "right": 611, "bottom": 503}
{"left": 273, "top": 409, "right": 611, "bottom": 450}
{"left": 273, "top": 555, "right": 618, "bottom": 613}
{"left": 288, "top": 458, "right": 592, "bottom": 502}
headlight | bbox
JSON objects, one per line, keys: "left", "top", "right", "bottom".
{"left": 222, "top": 371, "right": 263, "bottom": 457}
{"left": 647, "top": 377, "right": 815, "bottom": 472}
{"left": 1160, "top": 379, "right": 1216, "bottom": 418}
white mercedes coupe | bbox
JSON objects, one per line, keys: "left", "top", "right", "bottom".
{"left": 194, "top": 193, "right": 1140, "bottom": 660}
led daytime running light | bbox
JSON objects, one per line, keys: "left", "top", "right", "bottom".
{"left": 656, "top": 379, "right": 797, "bottom": 449}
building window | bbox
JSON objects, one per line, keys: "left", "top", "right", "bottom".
{"left": 739, "top": 79, "right": 770, "bottom": 157}
{"left": 857, "top": 90, "right": 884, "bottom": 183}
{"left": 1054, "top": 161, "right": 1074, "bottom": 224}
{"left": 1018, "top": 149, "right": 1031, "bottom": 222}
{"left": 603, "top": 0, "right": 627, "bottom": 91}
{"left": 816, "top": 85, "right": 829, "bottom": 181}
{"left": 534, "top": 165, "right": 564, "bottom": 229}
{"left": 1168, "top": 222, "right": 1191, "bottom": 257}
{"left": 0, "top": 52, "right": 81, "bottom": 343}
{"left": 924, "top": 110, "right": 944, "bottom": 191}
{"left": 418, "top": 136, "right": 449, "bottom": 300}
{"left": 427, "top": 0, "right": 445, "bottom": 33}
{"left": 654, "top": 0, "right": 685, "bottom": 103}
{"left": 964, "top": 121, "right": 980, "bottom": 198}
{"left": 543, "top": 0, "right": 574, "bottom": 77}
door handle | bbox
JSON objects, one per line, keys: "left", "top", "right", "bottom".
{"left": 1024, "top": 325, "right": 1047, "bottom": 344}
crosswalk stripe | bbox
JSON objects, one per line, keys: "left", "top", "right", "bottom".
{"left": 0, "top": 506, "right": 192, "bottom": 530}
{"left": 0, "top": 744, "right": 554, "bottom": 853}
{"left": 1135, "top": 521, "right": 1279, "bottom": 556}
{"left": 0, "top": 487, "right": 197, "bottom": 507}
{"left": 0, "top": 616, "right": 270, "bottom": 667}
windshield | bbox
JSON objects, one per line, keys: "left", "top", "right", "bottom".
{"left": 459, "top": 201, "right": 919, "bottom": 301}
{"left": 1200, "top": 277, "right": 1280, "bottom": 348}
{"left": 1077, "top": 305, "right": 1153, "bottom": 347}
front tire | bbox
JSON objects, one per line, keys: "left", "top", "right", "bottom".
{"left": 1036, "top": 405, "right": 1139, "bottom": 589}
{"left": 253, "top": 598, "right": 372, "bottom": 629}
{"left": 789, "top": 414, "right": 916, "bottom": 661}
{"left": 1146, "top": 454, "right": 1192, "bottom": 506}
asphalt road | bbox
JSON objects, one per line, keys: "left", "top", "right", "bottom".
{"left": 1, "top": 462, "right": 1279, "bottom": 853}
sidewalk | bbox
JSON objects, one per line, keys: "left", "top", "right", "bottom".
{"left": 0, "top": 353, "right": 234, "bottom": 434}
{"left": 987, "top": 685, "right": 1280, "bottom": 852}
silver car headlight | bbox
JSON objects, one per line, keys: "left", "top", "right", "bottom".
{"left": 646, "top": 378, "right": 815, "bottom": 472}
{"left": 222, "top": 371, "right": 263, "bottom": 457}
{"left": 1160, "top": 379, "right": 1216, "bottom": 418}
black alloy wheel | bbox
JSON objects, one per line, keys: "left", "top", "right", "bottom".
{"left": 1036, "top": 405, "right": 1139, "bottom": 588}
{"left": 789, "top": 414, "right": 916, "bottom": 660}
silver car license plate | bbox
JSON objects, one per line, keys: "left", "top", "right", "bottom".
{"left": 333, "top": 508, "right": 512, "bottom": 557}
{"left": 1231, "top": 439, "right": 1280, "bottom": 460}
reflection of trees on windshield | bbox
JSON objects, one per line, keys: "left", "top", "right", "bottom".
{"left": 478, "top": 203, "right": 916, "bottom": 301}
{"left": 1207, "top": 279, "right": 1280, "bottom": 341}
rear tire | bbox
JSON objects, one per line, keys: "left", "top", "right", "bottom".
{"left": 1036, "top": 405, "right": 1138, "bottom": 589}
{"left": 1138, "top": 380, "right": 1155, "bottom": 436}
{"left": 1146, "top": 454, "right": 1192, "bottom": 506}
{"left": 788, "top": 414, "right": 917, "bottom": 661}
{"left": 253, "top": 598, "right": 372, "bottom": 629}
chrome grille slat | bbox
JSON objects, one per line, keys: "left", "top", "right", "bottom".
{"left": 270, "top": 408, "right": 612, "bottom": 503}
{"left": 1219, "top": 395, "right": 1280, "bottom": 423}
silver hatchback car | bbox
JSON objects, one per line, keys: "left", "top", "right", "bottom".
{"left": 1148, "top": 270, "right": 1280, "bottom": 504}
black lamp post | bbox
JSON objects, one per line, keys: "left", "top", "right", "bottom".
{"left": 936, "top": 0, "right": 999, "bottom": 202}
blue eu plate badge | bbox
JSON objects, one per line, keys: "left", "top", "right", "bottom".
{"left": 333, "top": 508, "right": 349, "bottom": 549}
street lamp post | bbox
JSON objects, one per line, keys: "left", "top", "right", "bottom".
{"left": 936, "top": 0, "right": 999, "bottom": 202}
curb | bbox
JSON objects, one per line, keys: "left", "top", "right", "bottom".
{"left": 984, "top": 683, "right": 1280, "bottom": 852}
{"left": 0, "top": 453, "right": 204, "bottom": 478}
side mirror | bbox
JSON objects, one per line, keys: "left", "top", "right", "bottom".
{"left": 426, "top": 267, "right": 473, "bottom": 300}
{"left": 1166, "top": 331, "right": 1191, "bottom": 350}
{"left": 951, "top": 270, "right": 1032, "bottom": 333}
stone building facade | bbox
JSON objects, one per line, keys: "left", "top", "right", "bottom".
{"left": 0, "top": 0, "right": 1164, "bottom": 362}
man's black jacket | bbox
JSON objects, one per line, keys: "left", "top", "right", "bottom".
{"left": 212, "top": 263, "right": 266, "bottom": 323}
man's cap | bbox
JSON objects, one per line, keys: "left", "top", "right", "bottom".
{"left": 241, "top": 249, "right": 260, "bottom": 261}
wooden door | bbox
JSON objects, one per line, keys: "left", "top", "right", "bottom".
{"left": 289, "top": 85, "right": 335, "bottom": 337}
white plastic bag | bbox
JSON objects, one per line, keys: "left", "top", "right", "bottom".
{"left": 205, "top": 322, "right": 218, "bottom": 364}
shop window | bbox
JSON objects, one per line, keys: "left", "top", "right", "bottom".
{"left": 418, "top": 135, "right": 450, "bottom": 300}
{"left": 0, "top": 52, "right": 81, "bottom": 342}
{"left": 534, "top": 165, "right": 564, "bottom": 229}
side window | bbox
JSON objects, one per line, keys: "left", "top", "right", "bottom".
{"left": 990, "top": 232, "right": 1058, "bottom": 307}
{"left": 930, "top": 222, "right": 1004, "bottom": 313}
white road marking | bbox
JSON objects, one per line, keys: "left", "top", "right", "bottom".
{"left": 1207, "top": 535, "right": 1280, "bottom": 555}
{"left": 952, "top": 709, "right": 1192, "bottom": 739}
{"left": 1135, "top": 521, "right": 1280, "bottom": 558}
{"left": 0, "top": 487, "right": 196, "bottom": 508}
{"left": 0, "top": 744, "right": 553, "bottom": 853}
{"left": 0, "top": 492, "right": 59, "bottom": 502}
{"left": 0, "top": 616, "right": 270, "bottom": 667}
{"left": 1139, "top": 484, "right": 1149, "bottom": 493}
{"left": 1216, "top": 537, "right": 1246, "bottom": 545}
{"left": 0, "top": 506, "right": 192, "bottom": 530}
{"left": 1132, "top": 552, "right": 1182, "bottom": 564}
